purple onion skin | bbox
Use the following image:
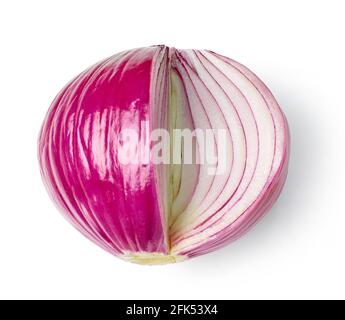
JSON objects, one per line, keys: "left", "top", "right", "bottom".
{"left": 38, "top": 47, "right": 169, "bottom": 257}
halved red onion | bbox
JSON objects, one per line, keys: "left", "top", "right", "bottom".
{"left": 38, "top": 46, "right": 289, "bottom": 265}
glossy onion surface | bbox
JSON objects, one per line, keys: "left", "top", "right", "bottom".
{"left": 38, "top": 46, "right": 289, "bottom": 265}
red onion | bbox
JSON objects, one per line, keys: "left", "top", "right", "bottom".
{"left": 38, "top": 46, "right": 289, "bottom": 265}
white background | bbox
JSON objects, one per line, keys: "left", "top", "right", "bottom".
{"left": 0, "top": 0, "right": 344, "bottom": 300}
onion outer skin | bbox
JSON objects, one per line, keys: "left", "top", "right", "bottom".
{"left": 38, "top": 46, "right": 290, "bottom": 265}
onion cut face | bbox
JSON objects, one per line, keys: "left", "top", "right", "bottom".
{"left": 38, "top": 46, "right": 289, "bottom": 265}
